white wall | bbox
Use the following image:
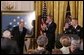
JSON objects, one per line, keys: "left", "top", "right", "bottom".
{"left": 1, "top": 1, "right": 34, "bottom": 11}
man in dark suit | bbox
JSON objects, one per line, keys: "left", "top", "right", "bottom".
{"left": 64, "top": 18, "right": 82, "bottom": 37}
{"left": 1, "top": 30, "right": 19, "bottom": 54}
{"left": 41, "top": 15, "right": 56, "bottom": 53}
{"left": 11, "top": 20, "right": 27, "bottom": 54}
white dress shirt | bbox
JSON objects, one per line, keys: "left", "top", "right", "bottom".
{"left": 60, "top": 46, "right": 70, "bottom": 54}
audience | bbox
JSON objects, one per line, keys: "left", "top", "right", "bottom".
{"left": 1, "top": 30, "right": 19, "bottom": 54}
{"left": 52, "top": 49, "right": 63, "bottom": 54}
{"left": 80, "top": 38, "right": 83, "bottom": 54}
{"left": 69, "top": 35, "right": 82, "bottom": 54}
{"left": 28, "top": 34, "right": 49, "bottom": 54}
{"left": 1, "top": 19, "right": 83, "bottom": 54}
{"left": 60, "top": 34, "right": 71, "bottom": 54}
{"left": 1, "top": 30, "right": 83, "bottom": 54}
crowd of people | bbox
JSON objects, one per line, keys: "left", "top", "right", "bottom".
{"left": 1, "top": 15, "right": 83, "bottom": 54}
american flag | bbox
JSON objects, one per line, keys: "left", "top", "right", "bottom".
{"left": 2, "top": 15, "right": 25, "bottom": 31}
{"left": 65, "top": 1, "right": 71, "bottom": 24}
{"left": 2, "top": 12, "right": 35, "bottom": 33}
{"left": 41, "top": 1, "right": 47, "bottom": 33}
{"left": 41, "top": 1, "right": 47, "bottom": 22}
{"left": 37, "top": 1, "right": 47, "bottom": 36}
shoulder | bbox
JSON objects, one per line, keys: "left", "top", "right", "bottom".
{"left": 23, "top": 27, "right": 27, "bottom": 31}
{"left": 77, "top": 25, "right": 82, "bottom": 28}
{"left": 12, "top": 26, "right": 19, "bottom": 30}
{"left": 51, "top": 22, "right": 56, "bottom": 26}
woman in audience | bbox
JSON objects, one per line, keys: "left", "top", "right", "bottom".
{"left": 28, "top": 34, "right": 49, "bottom": 54}
{"left": 60, "top": 34, "right": 71, "bottom": 54}
{"left": 1, "top": 30, "right": 19, "bottom": 54}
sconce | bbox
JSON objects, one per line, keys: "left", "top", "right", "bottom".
{"left": 5, "top": 1, "right": 15, "bottom": 11}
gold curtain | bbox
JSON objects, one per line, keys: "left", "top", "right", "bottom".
{"left": 34, "top": 1, "right": 42, "bottom": 38}
{"left": 78, "top": 1, "right": 83, "bottom": 27}
{"left": 34, "top": 1, "right": 68, "bottom": 35}
{"left": 69, "top": 1, "right": 77, "bottom": 18}
{"left": 54, "top": 1, "right": 68, "bottom": 34}
{"left": 34, "top": 1, "right": 83, "bottom": 36}
{"left": 69, "top": 1, "right": 83, "bottom": 27}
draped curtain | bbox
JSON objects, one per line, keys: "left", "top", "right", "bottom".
{"left": 34, "top": 1, "right": 83, "bottom": 37}
{"left": 69, "top": 1, "right": 83, "bottom": 27}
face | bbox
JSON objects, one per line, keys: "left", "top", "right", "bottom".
{"left": 65, "top": 23, "right": 69, "bottom": 28}
{"left": 19, "top": 21, "right": 24, "bottom": 28}
{"left": 71, "top": 43, "right": 78, "bottom": 52}
{"left": 46, "top": 16, "right": 52, "bottom": 23}
{"left": 71, "top": 19, "right": 78, "bottom": 26}
{"left": 70, "top": 40, "right": 80, "bottom": 52}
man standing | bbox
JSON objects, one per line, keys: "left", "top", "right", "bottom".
{"left": 1, "top": 30, "right": 19, "bottom": 54}
{"left": 64, "top": 18, "right": 82, "bottom": 37}
{"left": 11, "top": 20, "right": 27, "bottom": 54}
{"left": 41, "top": 15, "right": 56, "bottom": 53}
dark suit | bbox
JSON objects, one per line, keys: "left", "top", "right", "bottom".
{"left": 1, "top": 37, "right": 19, "bottom": 54}
{"left": 64, "top": 25, "right": 82, "bottom": 37}
{"left": 45, "top": 21, "right": 56, "bottom": 53}
{"left": 11, "top": 26, "right": 27, "bottom": 54}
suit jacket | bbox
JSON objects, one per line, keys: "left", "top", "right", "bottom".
{"left": 1, "top": 37, "right": 19, "bottom": 54}
{"left": 64, "top": 25, "right": 82, "bottom": 36}
{"left": 11, "top": 26, "right": 27, "bottom": 53}
{"left": 45, "top": 22, "right": 56, "bottom": 49}
{"left": 69, "top": 48, "right": 83, "bottom": 54}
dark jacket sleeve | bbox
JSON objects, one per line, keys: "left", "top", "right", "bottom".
{"left": 9, "top": 40, "right": 20, "bottom": 54}
{"left": 46, "top": 22, "right": 56, "bottom": 33}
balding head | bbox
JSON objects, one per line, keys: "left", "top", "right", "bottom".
{"left": 19, "top": 19, "right": 24, "bottom": 28}
{"left": 46, "top": 15, "right": 53, "bottom": 23}
{"left": 2, "top": 30, "right": 11, "bottom": 39}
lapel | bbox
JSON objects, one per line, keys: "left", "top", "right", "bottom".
{"left": 48, "top": 22, "right": 52, "bottom": 28}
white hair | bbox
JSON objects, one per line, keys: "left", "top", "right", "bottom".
{"left": 2, "top": 30, "right": 11, "bottom": 38}
{"left": 37, "top": 35, "right": 48, "bottom": 47}
{"left": 71, "top": 37, "right": 80, "bottom": 48}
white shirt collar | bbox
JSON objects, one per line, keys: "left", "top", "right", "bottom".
{"left": 73, "top": 25, "right": 78, "bottom": 29}
{"left": 49, "top": 21, "right": 52, "bottom": 25}
{"left": 37, "top": 46, "right": 44, "bottom": 50}
{"left": 60, "top": 46, "right": 70, "bottom": 54}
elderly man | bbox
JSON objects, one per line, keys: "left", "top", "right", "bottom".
{"left": 69, "top": 35, "right": 82, "bottom": 54}
{"left": 11, "top": 20, "right": 27, "bottom": 54}
{"left": 1, "top": 30, "right": 19, "bottom": 54}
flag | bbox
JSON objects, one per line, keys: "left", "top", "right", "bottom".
{"left": 2, "top": 15, "right": 24, "bottom": 31}
{"left": 37, "top": 1, "right": 47, "bottom": 36}
{"left": 42, "top": 1, "right": 47, "bottom": 22}
{"left": 2, "top": 12, "right": 35, "bottom": 35}
{"left": 65, "top": 1, "right": 71, "bottom": 24}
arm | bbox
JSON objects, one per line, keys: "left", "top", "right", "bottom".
{"left": 46, "top": 23, "right": 56, "bottom": 33}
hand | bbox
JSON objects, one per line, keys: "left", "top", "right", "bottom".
{"left": 41, "top": 24, "right": 46, "bottom": 31}
{"left": 43, "top": 23, "right": 47, "bottom": 28}
{"left": 65, "top": 23, "right": 69, "bottom": 29}
{"left": 46, "top": 19, "right": 49, "bottom": 24}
